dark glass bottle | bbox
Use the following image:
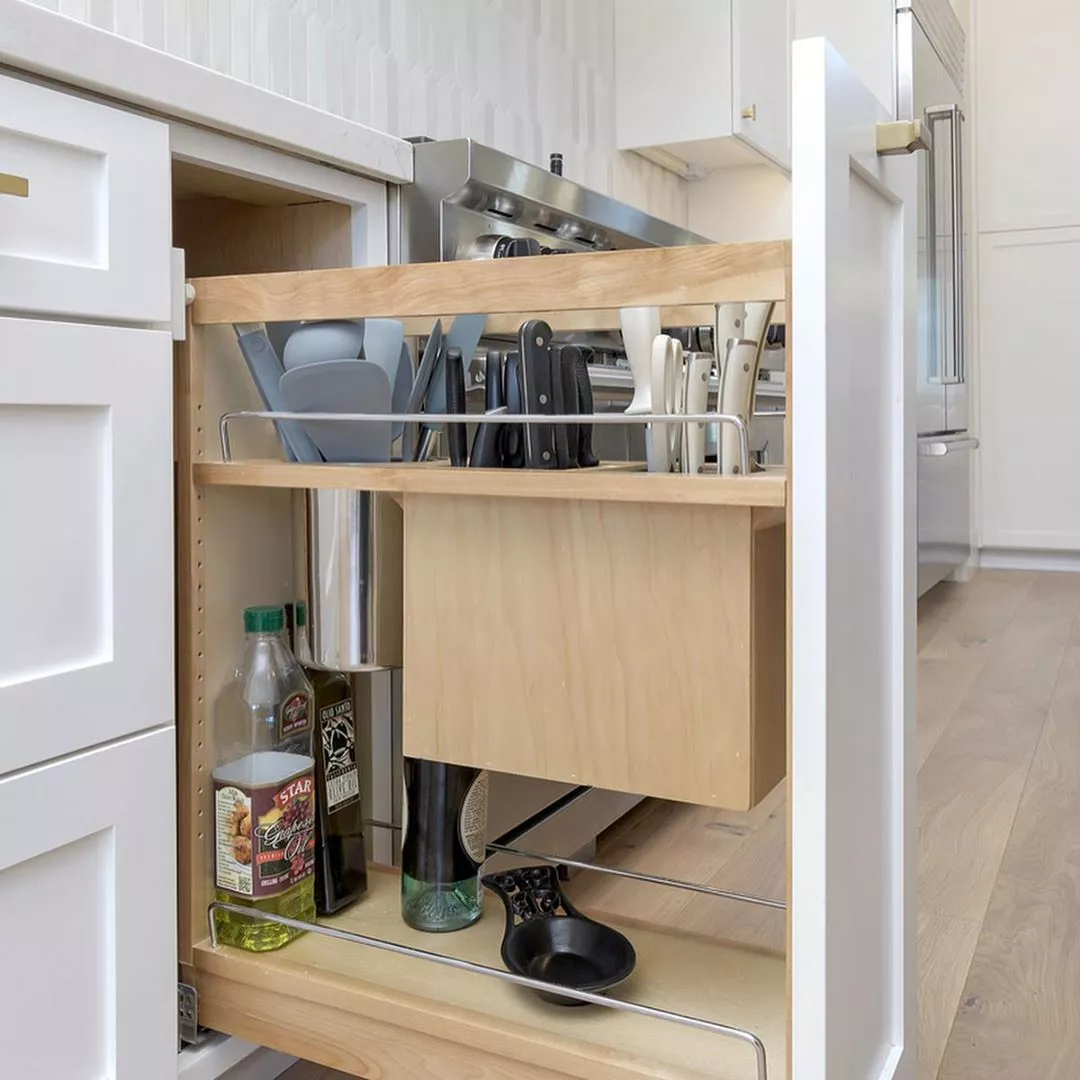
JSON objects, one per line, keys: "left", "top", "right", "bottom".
{"left": 295, "top": 602, "right": 368, "bottom": 914}
{"left": 401, "top": 758, "right": 489, "bottom": 932}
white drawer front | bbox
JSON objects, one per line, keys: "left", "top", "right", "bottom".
{"left": 0, "top": 728, "right": 176, "bottom": 1076}
{"left": 0, "top": 317, "right": 173, "bottom": 775}
{"left": 0, "top": 72, "right": 170, "bottom": 322}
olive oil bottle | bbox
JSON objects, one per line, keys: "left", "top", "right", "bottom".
{"left": 212, "top": 605, "right": 317, "bottom": 951}
{"left": 294, "top": 602, "right": 368, "bottom": 914}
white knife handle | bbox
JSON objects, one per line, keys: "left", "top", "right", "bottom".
{"left": 718, "top": 301, "right": 776, "bottom": 474}
{"left": 620, "top": 306, "right": 661, "bottom": 416}
{"left": 682, "top": 352, "right": 712, "bottom": 475}
{"left": 647, "top": 334, "right": 671, "bottom": 473}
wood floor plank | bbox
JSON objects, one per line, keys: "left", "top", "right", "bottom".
{"left": 916, "top": 572, "right": 1034, "bottom": 767}
{"left": 995, "top": 645, "right": 1080, "bottom": 884}
{"left": 918, "top": 749, "right": 1031, "bottom": 923}
{"left": 917, "top": 913, "right": 982, "bottom": 1080}
{"left": 931, "top": 573, "right": 1080, "bottom": 763}
{"left": 937, "top": 868, "right": 1080, "bottom": 1080}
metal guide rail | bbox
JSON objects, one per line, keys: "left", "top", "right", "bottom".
{"left": 205, "top": 826, "right": 781, "bottom": 1080}
{"left": 218, "top": 409, "right": 753, "bottom": 476}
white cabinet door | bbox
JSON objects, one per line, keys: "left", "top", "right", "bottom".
{"left": 0, "top": 71, "right": 170, "bottom": 323}
{"left": 733, "top": 0, "right": 791, "bottom": 167}
{"left": 0, "top": 317, "right": 173, "bottom": 776}
{"left": 978, "top": 227, "right": 1080, "bottom": 551}
{"left": 0, "top": 727, "right": 176, "bottom": 1079}
{"left": 791, "top": 40, "right": 917, "bottom": 1080}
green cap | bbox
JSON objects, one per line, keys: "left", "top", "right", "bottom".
{"left": 244, "top": 605, "right": 284, "bottom": 633}
{"left": 295, "top": 600, "right": 308, "bottom": 628}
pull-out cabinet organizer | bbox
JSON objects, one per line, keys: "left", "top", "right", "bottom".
{"left": 177, "top": 242, "right": 792, "bottom": 1080}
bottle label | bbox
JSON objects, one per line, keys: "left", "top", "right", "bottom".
{"left": 320, "top": 698, "right": 361, "bottom": 813}
{"left": 214, "top": 766, "right": 316, "bottom": 899}
{"left": 279, "top": 691, "right": 311, "bottom": 740}
{"left": 459, "top": 770, "right": 490, "bottom": 865}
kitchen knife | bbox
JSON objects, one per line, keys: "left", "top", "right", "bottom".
{"left": 619, "top": 307, "right": 661, "bottom": 416}
{"left": 403, "top": 320, "right": 442, "bottom": 461}
{"left": 233, "top": 323, "right": 322, "bottom": 463}
{"left": 717, "top": 301, "right": 775, "bottom": 474}
{"left": 681, "top": 351, "right": 712, "bottom": 475}
{"left": 469, "top": 350, "right": 506, "bottom": 468}
{"left": 572, "top": 349, "right": 600, "bottom": 468}
{"left": 444, "top": 347, "right": 468, "bottom": 467}
{"left": 646, "top": 334, "right": 681, "bottom": 474}
{"left": 518, "top": 319, "right": 558, "bottom": 469}
{"left": 503, "top": 349, "right": 525, "bottom": 468}
{"left": 424, "top": 313, "right": 487, "bottom": 433}
{"left": 552, "top": 344, "right": 581, "bottom": 469}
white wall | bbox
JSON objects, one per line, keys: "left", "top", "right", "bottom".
{"left": 795, "top": 0, "right": 895, "bottom": 113}
{"left": 27, "top": 0, "right": 687, "bottom": 224}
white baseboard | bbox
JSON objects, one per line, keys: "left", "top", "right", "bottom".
{"left": 979, "top": 547, "right": 1080, "bottom": 573}
{"left": 179, "top": 1033, "right": 297, "bottom": 1080}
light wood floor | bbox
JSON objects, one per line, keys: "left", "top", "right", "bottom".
{"left": 282, "top": 569, "right": 1080, "bottom": 1080}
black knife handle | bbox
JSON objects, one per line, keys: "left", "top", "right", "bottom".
{"left": 519, "top": 320, "right": 558, "bottom": 469}
{"left": 445, "top": 347, "right": 468, "bottom": 467}
{"left": 573, "top": 348, "right": 600, "bottom": 468}
{"left": 503, "top": 350, "right": 525, "bottom": 468}
{"left": 470, "top": 350, "right": 504, "bottom": 469}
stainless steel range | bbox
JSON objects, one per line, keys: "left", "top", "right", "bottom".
{"left": 365, "top": 139, "right": 715, "bottom": 868}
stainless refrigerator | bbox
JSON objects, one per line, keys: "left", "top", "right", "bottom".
{"left": 897, "top": 0, "right": 979, "bottom": 596}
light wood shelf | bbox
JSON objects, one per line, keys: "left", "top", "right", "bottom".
{"left": 191, "top": 869, "right": 785, "bottom": 1080}
{"left": 189, "top": 241, "right": 790, "bottom": 325}
{"left": 193, "top": 459, "right": 788, "bottom": 508}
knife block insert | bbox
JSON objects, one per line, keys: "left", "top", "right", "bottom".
{"left": 402, "top": 494, "right": 786, "bottom": 810}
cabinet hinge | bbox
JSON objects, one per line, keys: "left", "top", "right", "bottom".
{"left": 178, "top": 982, "right": 200, "bottom": 1048}
{"left": 876, "top": 119, "right": 930, "bottom": 156}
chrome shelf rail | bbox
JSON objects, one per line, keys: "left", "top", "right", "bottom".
{"left": 206, "top": 899, "right": 770, "bottom": 1080}
{"left": 218, "top": 408, "right": 752, "bottom": 476}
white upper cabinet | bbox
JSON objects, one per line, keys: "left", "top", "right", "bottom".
{"left": 0, "top": 71, "right": 170, "bottom": 323}
{"left": 0, "top": 316, "right": 173, "bottom": 776}
{"left": 615, "top": 0, "right": 791, "bottom": 173}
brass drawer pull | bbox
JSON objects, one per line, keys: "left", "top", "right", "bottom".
{"left": 0, "top": 172, "right": 30, "bottom": 198}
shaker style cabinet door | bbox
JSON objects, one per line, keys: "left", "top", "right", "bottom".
{"left": 0, "top": 70, "right": 170, "bottom": 322}
{"left": 790, "top": 40, "right": 918, "bottom": 1080}
{"left": 0, "top": 317, "right": 173, "bottom": 777}
{"left": 0, "top": 728, "right": 176, "bottom": 1078}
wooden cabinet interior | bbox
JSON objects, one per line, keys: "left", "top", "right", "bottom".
{"left": 175, "top": 240, "right": 794, "bottom": 1079}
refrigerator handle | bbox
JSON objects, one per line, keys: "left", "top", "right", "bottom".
{"left": 927, "top": 104, "right": 966, "bottom": 386}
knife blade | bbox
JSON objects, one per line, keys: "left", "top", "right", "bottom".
{"left": 572, "top": 348, "right": 600, "bottom": 468}
{"left": 444, "top": 347, "right": 468, "bottom": 467}
{"left": 404, "top": 319, "right": 443, "bottom": 461}
{"left": 503, "top": 349, "right": 525, "bottom": 468}
{"left": 469, "top": 350, "right": 506, "bottom": 468}
{"left": 518, "top": 319, "right": 558, "bottom": 469}
{"left": 552, "top": 344, "right": 580, "bottom": 469}
{"left": 681, "top": 351, "right": 712, "bottom": 475}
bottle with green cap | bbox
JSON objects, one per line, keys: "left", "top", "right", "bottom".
{"left": 211, "top": 605, "right": 316, "bottom": 951}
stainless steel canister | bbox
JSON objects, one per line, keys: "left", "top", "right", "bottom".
{"left": 294, "top": 488, "right": 403, "bottom": 671}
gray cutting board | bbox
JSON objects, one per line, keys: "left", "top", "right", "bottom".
{"left": 279, "top": 359, "right": 392, "bottom": 463}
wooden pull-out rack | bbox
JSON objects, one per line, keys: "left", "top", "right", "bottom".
{"left": 176, "top": 241, "right": 792, "bottom": 1080}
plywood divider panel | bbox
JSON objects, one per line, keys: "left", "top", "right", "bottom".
{"left": 402, "top": 495, "right": 785, "bottom": 809}
{"left": 176, "top": 320, "right": 298, "bottom": 967}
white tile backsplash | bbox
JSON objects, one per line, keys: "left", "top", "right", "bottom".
{"left": 32, "top": 0, "right": 686, "bottom": 224}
